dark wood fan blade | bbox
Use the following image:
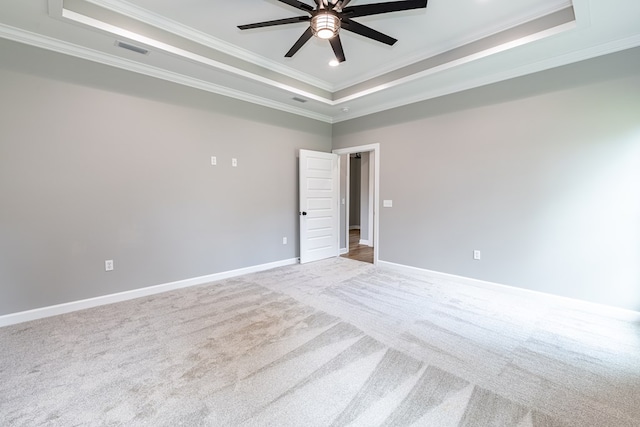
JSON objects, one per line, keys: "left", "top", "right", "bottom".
{"left": 329, "top": 35, "right": 346, "bottom": 62}
{"left": 238, "top": 16, "right": 310, "bottom": 30}
{"left": 342, "top": 18, "right": 397, "bottom": 45}
{"left": 278, "top": 0, "right": 315, "bottom": 13}
{"left": 285, "top": 27, "right": 314, "bottom": 57}
{"left": 339, "top": 0, "right": 353, "bottom": 8}
{"left": 343, "top": 0, "right": 427, "bottom": 18}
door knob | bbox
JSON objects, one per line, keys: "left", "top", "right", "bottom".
{"left": 299, "top": 211, "right": 307, "bottom": 216}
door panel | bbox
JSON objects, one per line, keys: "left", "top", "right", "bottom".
{"left": 299, "top": 150, "right": 339, "bottom": 264}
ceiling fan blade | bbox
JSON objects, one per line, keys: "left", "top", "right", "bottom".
{"left": 329, "top": 35, "right": 346, "bottom": 62}
{"left": 342, "top": 18, "right": 397, "bottom": 45}
{"left": 285, "top": 27, "right": 314, "bottom": 57}
{"left": 238, "top": 16, "right": 310, "bottom": 30}
{"left": 343, "top": 0, "right": 427, "bottom": 18}
{"left": 278, "top": 0, "right": 315, "bottom": 13}
{"left": 339, "top": 0, "right": 353, "bottom": 8}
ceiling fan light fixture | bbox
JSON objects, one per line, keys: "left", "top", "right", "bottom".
{"left": 239, "top": 0, "right": 429, "bottom": 62}
{"left": 312, "top": 12, "right": 340, "bottom": 40}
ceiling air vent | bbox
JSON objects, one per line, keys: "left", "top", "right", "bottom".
{"left": 292, "top": 97, "right": 307, "bottom": 103}
{"left": 115, "top": 41, "right": 149, "bottom": 55}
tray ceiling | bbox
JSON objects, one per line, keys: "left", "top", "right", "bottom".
{"left": 1, "top": 0, "right": 639, "bottom": 122}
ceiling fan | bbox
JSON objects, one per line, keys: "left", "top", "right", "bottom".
{"left": 238, "top": 0, "right": 428, "bottom": 63}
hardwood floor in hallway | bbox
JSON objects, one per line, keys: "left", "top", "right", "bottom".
{"left": 341, "top": 229, "right": 373, "bottom": 264}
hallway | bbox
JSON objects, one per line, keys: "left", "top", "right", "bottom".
{"left": 341, "top": 229, "right": 373, "bottom": 264}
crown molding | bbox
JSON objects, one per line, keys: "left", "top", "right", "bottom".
{"left": 46, "top": 0, "right": 590, "bottom": 112}
{"left": 83, "top": 0, "right": 334, "bottom": 92}
{"left": 334, "top": 32, "right": 640, "bottom": 123}
{"left": 332, "top": 1, "right": 576, "bottom": 92}
{"left": 59, "top": 8, "right": 335, "bottom": 104}
{"left": 53, "top": 6, "right": 563, "bottom": 109}
{"left": 334, "top": 19, "right": 577, "bottom": 105}
{"left": 0, "top": 23, "right": 333, "bottom": 123}
{"left": 86, "top": 0, "right": 576, "bottom": 96}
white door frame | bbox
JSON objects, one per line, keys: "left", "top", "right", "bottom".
{"left": 333, "top": 143, "right": 380, "bottom": 265}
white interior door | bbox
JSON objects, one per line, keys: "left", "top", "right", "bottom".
{"left": 299, "top": 149, "right": 339, "bottom": 264}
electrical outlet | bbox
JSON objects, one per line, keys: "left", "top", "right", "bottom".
{"left": 105, "top": 260, "right": 114, "bottom": 271}
{"left": 282, "top": 237, "right": 287, "bottom": 245}
{"left": 210, "top": 156, "right": 217, "bottom": 166}
{"left": 232, "top": 158, "right": 238, "bottom": 167}
{"left": 473, "top": 250, "right": 481, "bottom": 260}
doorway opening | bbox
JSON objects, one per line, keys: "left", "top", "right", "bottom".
{"left": 333, "top": 144, "right": 380, "bottom": 265}
{"left": 344, "top": 153, "right": 373, "bottom": 263}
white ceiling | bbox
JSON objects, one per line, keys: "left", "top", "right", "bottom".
{"left": 1, "top": 0, "right": 639, "bottom": 123}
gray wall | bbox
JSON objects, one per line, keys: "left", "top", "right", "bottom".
{"left": 0, "top": 39, "right": 331, "bottom": 315}
{"left": 2, "top": 37, "right": 639, "bottom": 315}
{"left": 334, "top": 47, "right": 640, "bottom": 311}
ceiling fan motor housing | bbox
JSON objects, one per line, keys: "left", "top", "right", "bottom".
{"left": 311, "top": 11, "right": 341, "bottom": 39}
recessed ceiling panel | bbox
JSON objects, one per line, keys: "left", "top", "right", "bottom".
{"left": 2, "top": 0, "right": 640, "bottom": 122}
{"left": 124, "top": 0, "right": 573, "bottom": 86}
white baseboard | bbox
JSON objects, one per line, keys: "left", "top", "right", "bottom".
{"left": 0, "top": 258, "right": 298, "bottom": 328}
{"left": 349, "top": 226, "right": 360, "bottom": 230}
{"left": 358, "top": 239, "right": 372, "bottom": 247}
{"left": 377, "top": 260, "right": 640, "bottom": 321}
{"left": 340, "top": 248, "right": 348, "bottom": 255}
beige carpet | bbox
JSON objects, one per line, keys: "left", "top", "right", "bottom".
{"left": 1, "top": 258, "right": 639, "bottom": 426}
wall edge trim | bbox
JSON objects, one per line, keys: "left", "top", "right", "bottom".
{"left": 0, "top": 258, "right": 298, "bottom": 327}
{"left": 377, "top": 260, "right": 640, "bottom": 320}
